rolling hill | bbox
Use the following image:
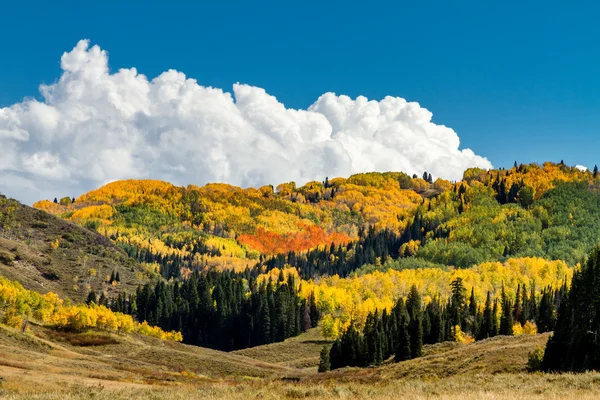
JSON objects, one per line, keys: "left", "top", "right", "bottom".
{"left": 0, "top": 195, "right": 154, "bottom": 302}
{"left": 2, "top": 162, "right": 600, "bottom": 398}
{"left": 3, "top": 324, "right": 600, "bottom": 400}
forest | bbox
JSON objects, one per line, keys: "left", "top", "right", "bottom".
{"left": 0, "top": 161, "right": 599, "bottom": 372}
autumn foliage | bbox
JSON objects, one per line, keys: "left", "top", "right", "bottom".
{"left": 238, "top": 224, "right": 351, "bottom": 254}
{"left": 0, "top": 275, "right": 181, "bottom": 341}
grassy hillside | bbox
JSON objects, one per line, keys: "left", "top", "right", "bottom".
{"left": 233, "top": 328, "right": 332, "bottom": 369}
{"left": 3, "top": 329, "right": 600, "bottom": 399}
{"left": 0, "top": 195, "right": 153, "bottom": 302}
{"left": 0, "top": 322, "right": 288, "bottom": 389}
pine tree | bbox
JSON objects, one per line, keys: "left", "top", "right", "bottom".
{"left": 115, "top": 271, "right": 120, "bottom": 282}
{"left": 395, "top": 312, "right": 411, "bottom": 362}
{"left": 543, "top": 246, "right": 600, "bottom": 371}
{"left": 329, "top": 340, "right": 342, "bottom": 370}
{"left": 594, "top": 165, "right": 599, "bottom": 178}
{"left": 86, "top": 290, "right": 97, "bottom": 305}
{"left": 406, "top": 285, "right": 423, "bottom": 358}
{"left": 98, "top": 292, "right": 108, "bottom": 307}
{"left": 537, "top": 287, "right": 555, "bottom": 333}
{"left": 468, "top": 287, "right": 478, "bottom": 336}
{"left": 309, "top": 291, "right": 320, "bottom": 328}
{"left": 301, "top": 300, "right": 311, "bottom": 332}
{"left": 478, "top": 291, "right": 492, "bottom": 340}
{"left": 519, "top": 284, "right": 529, "bottom": 326}
{"left": 318, "top": 345, "right": 331, "bottom": 372}
{"left": 513, "top": 284, "right": 522, "bottom": 323}
{"left": 499, "top": 285, "right": 514, "bottom": 335}
{"left": 491, "top": 299, "right": 499, "bottom": 336}
{"left": 450, "top": 278, "right": 467, "bottom": 329}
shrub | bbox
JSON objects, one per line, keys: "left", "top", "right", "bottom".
{"left": 84, "top": 219, "right": 100, "bottom": 232}
{"left": 527, "top": 346, "right": 544, "bottom": 372}
{"left": 42, "top": 269, "right": 60, "bottom": 281}
{"left": 0, "top": 250, "right": 15, "bottom": 266}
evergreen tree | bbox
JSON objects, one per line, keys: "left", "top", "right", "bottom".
{"left": 513, "top": 284, "right": 522, "bottom": 323}
{"left": 86, "top": 290, "right": 97, "bottom": 305}
{"left": 406, "top": 285, "right": 423, "bottom": 358}
{"left": 450, "top": 278, "right": 467, "bottom": 329}
{"left": 543, "top": 246, "right": 600, "bottom": 371}
{"left": 537, "top": 287, "right": 556, "bottom": 333}
{"left": 491, "top": 299, "right": 499, "bottom": 336}
{"left": 594, "top": 165, "right": 599, "bottom": 178}
{"left": 395, "top": 306, "right": 411, "bottom": 362}
{"left": 478, "top": 292, "right": 493, "bottom": 340}
{"left": 98, "top": 292, "right": 108, "bottom": 307}
{"left": 468, "top": 287, "right": 478, "bottom": 336}
{"left": 318, "top": 345, "right": 331, "bottom": 372}
{"left": 309, "top": 291, "right": 320, "bottom": 327}
{"left": 499, "top": 285, "right": 514, "bottom": 335}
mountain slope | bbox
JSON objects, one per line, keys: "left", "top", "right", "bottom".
{"left": 31, "top": 162, "right": 600, "bottom": 283}
{"left": 0, "top": 195, "right": 154, "bottom": 302}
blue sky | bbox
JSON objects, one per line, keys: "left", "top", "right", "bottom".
{"left": 1, "top": 0, "right": 600, "bottom": 202}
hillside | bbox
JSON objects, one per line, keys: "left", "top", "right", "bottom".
{"left": 0, "top": 195, "right": 153, "bottom": 302}
{"left": 32, "top": 162, "right": 600, "bottom": 283}
{"left": 233, "top": 327, "right": 332, "bottom": 369}
{"left": 4, "top": 327, "right": 600, "bottom": 399}
{"left": 0, "top": 322, "right": 289, "bottom": 392}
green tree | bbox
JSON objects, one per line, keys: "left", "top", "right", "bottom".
{"left": 478, "top": 291, "right": 493, "bottom": 340}
{"left": 86, "top": 290, "right": 97, "bottom": 305}
{"left": 406, "top": 285, "right": 423, "bottom": 358}
{"left": 318, "top": 345, "right": 331, "bottom": 372}
{"left": 499, "top": 285, "right": 514, "bottom": 335}
{"left": 395, "top": 312, "right": 411, "bottom": 361}
{"left": 517, "top": 185, "right": 534, "bottom": 208}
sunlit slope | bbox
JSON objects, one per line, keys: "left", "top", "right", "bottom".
{"left": 0, "top": 196, "right": 152, "bottom": 302}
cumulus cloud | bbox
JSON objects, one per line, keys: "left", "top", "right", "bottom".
{"left": 0, "top": 40, "right": 492, "bottom": 204}
{"left": 575, "top": 165, "right": 588, "bottom": 171}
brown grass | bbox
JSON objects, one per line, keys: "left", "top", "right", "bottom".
{"left": 44, "top": 330, "right": 120, "bottom": 346}
{"left": 0, "top": 322, "right": 596, "bottom": 399}
{"left": 3, "top": 372, "right": 600, "bottom": 400}
{"left": 232, "top": 328, "right": 332, "bottom": 369}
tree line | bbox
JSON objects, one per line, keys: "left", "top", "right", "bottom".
{"left": 543, "top": 245, "right": 600, "bottom": 371}
{"left": 94, "top": 269, "right": 320, "bottom": 351}
{"left": 321, "top": 277, "right": 566, "bottom": 371}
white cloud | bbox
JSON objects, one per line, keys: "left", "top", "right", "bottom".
{"left": 575, "top": 165, "right": 588, "bottom": 171}
{"left": 0, "top": 40, "right": 492, "bottom": 204}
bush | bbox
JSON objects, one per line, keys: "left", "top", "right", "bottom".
{"left": 42, "top": 269, "right": 60, "bottom": 281}
{"left": 0, "top": 250, "right": 15, "bottom": 266}
{"left": 527, "top": 346, "right": 544, "bottom": 372}
{"left": 84, "top": 219, "right": 100, "bottom": 232}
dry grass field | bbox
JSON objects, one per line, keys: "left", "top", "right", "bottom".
{"left": 1, "top": 322, "right": 600, "bottom": 399}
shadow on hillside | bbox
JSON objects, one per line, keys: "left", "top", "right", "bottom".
{"left": 302, "top": 340, "right": 333, "bottom": 345}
